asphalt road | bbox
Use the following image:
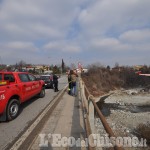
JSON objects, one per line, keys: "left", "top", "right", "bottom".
{"left": 0, "top": 75, "right": 68, "bottom": 150}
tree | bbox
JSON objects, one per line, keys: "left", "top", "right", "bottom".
{"left": 106, "top": 65, "right": 110, "bottom": 70}
{"left": 6, "top": 65, "right": 13, "bottom": 71}
{"left": 18, "top": 60, "right": 26, "bottom": 71}
{"left": 53, "top": 65, "right": 61, "bottom": 74}
{"left": 61, "top": 59, "right": 65, "bottom": 73}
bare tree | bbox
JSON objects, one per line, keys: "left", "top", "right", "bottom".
{"left": 70, "top": 63, "right": 76, "bottom": 70}
{"left": 18, "top": 60, "right": 26, "bottom": 71}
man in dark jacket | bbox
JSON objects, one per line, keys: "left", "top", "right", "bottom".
{"left": 53, "top": 74, "right": 59, "bottom": 92}
{"left": 68, "top": 70, "right": 72, "bottom": 95}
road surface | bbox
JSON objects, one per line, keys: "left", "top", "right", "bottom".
{"left": 0, "top": 75, "right": 68, "bottom": 150}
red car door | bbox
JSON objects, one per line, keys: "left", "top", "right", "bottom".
{"left": 28, "top": 74, "right": 40, "bottom": 95}
{"left": 18, "top": 73, "right": 33, "bottom": 102}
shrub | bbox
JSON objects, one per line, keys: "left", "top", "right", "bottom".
{"left": 82, "top": 65, "right": 150, "bottom": 96}
{"left": 135, "top": 122, "right": 150, "bottom": 146}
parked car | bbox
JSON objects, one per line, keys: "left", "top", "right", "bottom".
{"left": 40, "top": 74, "right": 53, "bottom": 89}
{"left": 0, "top": 72, "right": 45, "bottom": 121}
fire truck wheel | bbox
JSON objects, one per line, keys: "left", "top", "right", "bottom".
{"left": 6, "top": 99, "right": 20, "bottom": 121}
{"left": 39, "top": 87, "right": 45, "bottom": 98}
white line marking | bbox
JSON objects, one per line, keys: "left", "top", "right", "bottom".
{"left": 10, "top": 85, "right": 68, "bottom": 150}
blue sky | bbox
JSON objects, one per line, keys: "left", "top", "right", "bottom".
{"left": 0, "top": 0, "right": 150, "bottom": 67}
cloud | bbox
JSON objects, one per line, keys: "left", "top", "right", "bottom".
{"left": 0, "top": 0, "right": 85, "bottom": 41}
{"left": 43, "top": 41, "right": 81, "bottom": 53}
{"left": 92, "top": 38, "right": 119, "bottom": 48}
{"left": 0, "top": 41, "right": 39, "bottom": 64}
{"left": 90, "top": 34, "right": 150, "bottom": 53}
{"left": 62, "top": 45, "right": 81, "bottom": 53}
{"left": 0, "top": 0, "right": 150, "bottom": 66}
{"left": 78, "top": 0, "right": 150, "bottom": 36}
{"left": 3, "top": 42, "right": 37, "bottom": 50}
{"left": 119, "top": 29, "right": 150, "bottom": 44}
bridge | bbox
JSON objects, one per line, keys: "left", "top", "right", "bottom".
{"left": 0, "top": 75, "right": 131, "bottom": 150}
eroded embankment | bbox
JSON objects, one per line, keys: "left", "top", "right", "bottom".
{"left": 82, "top": 66, "right": 150, "bottom": 97}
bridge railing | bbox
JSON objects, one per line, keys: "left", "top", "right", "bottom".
{"left": 79, "top": 78, "right": 123, "bottom": 150}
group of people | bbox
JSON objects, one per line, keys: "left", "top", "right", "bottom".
{"left": 52, "top": 69, "right": 78, "bottom": 95}
{"left": 68, "top": 70, "right": 78, "bottom": 96}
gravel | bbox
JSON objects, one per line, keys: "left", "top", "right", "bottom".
{"left": 95, "top": 88, "right": 150, "bottom": 150}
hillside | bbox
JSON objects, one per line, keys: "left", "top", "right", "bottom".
{"left": 82, "top": 66, "right": 150, "bottom": 97}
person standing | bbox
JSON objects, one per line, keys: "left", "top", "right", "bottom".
{"left": 67, "top": 70, "right": 72, "bottom": 95}
{"left": 70, "top": 70, "right": 78, "bottom": 96}
{"left": 53, "top": 74, "right": 59, "bottom": 92}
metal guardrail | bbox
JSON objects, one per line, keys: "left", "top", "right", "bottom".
{"left": 79, "top": 78, "right": 123, "bottom": 150}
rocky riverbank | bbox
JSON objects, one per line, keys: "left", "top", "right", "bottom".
{"left": 95, "top": 88, "right": 150, "bottom": 150}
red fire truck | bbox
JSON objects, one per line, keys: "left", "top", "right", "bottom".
{"left": 0, "top": 72, "right": 45, "bottom": 121}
